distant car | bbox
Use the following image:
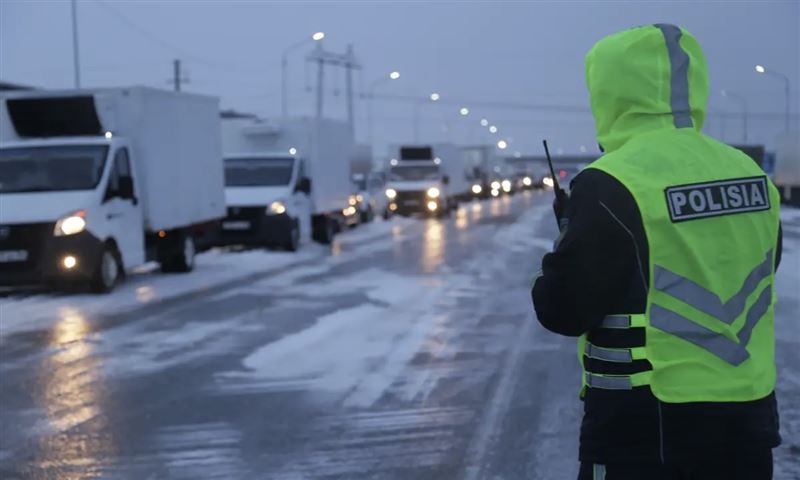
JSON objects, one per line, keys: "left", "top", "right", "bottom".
{"left": 352, "top": 172, "right": 389, "bottom": 222}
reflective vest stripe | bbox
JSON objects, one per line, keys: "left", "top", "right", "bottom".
{"left": 654, "top": 24, "right": 693, "bottom": 129}
{"left": 600, "top": 315, "right": 630, "bottom": 328}
{"left": 650, "top": 304, "right": 750, "bottom": 365}
{"left": 584, "top": 371, "right": 652, "bottom": 390}
{"left": 584, "top": 342, "right": 647, "bottom": 363}
{"left": 593, "top": 463, "right": 606, "bottom": 480}
{"left": 737, "top": 284, "right": 773, "bottom": 346}
{"left": 653, "top": 250, "right": 772, "bottom": 324}
{"left": 585, "top": 343, "right": 632, "bottom": 362}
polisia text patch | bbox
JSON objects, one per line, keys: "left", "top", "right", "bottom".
{"left": 665, "top": 176, "right": 770, "bottom": 222}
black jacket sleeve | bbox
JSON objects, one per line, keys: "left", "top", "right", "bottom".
{"left": 531, "top": 169, "right": 649, "bottom": 337}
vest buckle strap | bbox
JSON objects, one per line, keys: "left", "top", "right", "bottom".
{"left": 585, "top": 373, "right": 632, "bottom": 390}
{"left": 585, "top": 342, "right": 633, "bottom": 363}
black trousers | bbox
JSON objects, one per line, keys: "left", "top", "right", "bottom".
{"left": 577, "top": 449, "right": 773, "bottom": 480}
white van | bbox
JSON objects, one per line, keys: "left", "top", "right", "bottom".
{"left": 0, "top": 87, "right": 225, "bottom": 292}
{"left": 217, "top": 116, "right": 357, "bottom": 248}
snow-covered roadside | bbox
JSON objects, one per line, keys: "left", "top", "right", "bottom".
{"left": 775, "top": 206, "right": 800, "bottom": 480}
{"left": 0, "top": 215, "right": 415, "bottom": 338}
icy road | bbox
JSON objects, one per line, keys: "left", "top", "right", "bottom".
{"left": 1, "top": 191, "right": 798, "bottom": 479}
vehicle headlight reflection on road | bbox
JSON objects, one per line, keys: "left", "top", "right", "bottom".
{"left": 427, "top": 187, "right": 440, "bottom": 198}
{"left": 385, "top": 188, "right": 397, "bottom": 199}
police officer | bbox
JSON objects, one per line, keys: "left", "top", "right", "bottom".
{"left": 532, "top": 25, "right": 783, "bottom": 480}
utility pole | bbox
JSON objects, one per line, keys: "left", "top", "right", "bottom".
{"left": 71, "top": 0, "right": 81, "bottom": 88}
{"left": 169, "top": 59, "right": 190, "bottom": 92}
{"left": 306, "top": 44, "right": 361, "bottom": 125}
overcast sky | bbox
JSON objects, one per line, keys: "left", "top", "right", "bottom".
{"left": 1, "top": 0, "right": 798, "bottom": 155}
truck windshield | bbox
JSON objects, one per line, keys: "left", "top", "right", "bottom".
{"left": 390, "top": 165, "right": 440, "bottom": 181}
{"left": 225, "top": 157, "right": 295, "bottom": 187}
{"left": 0, "top": 145, "right": 109, "bottom": 193}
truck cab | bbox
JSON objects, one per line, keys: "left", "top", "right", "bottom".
{"left": 384, "top": 145, "right": 465, "bottom": 217}
{"left": 0, "top": 87, "right": 225, "bottom": 293}
{"left": 0, "top": 135, "right": 143, "bottom": 291}
{"left": 220, "top": 153, "right": 311, "bottom": 251}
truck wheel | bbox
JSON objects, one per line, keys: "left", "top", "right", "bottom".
{"left": 90, "top": 245, "right": 121, "bottom": 294}
{"left": 285, "top": 220, "right": 300, "bottom": 252}
{"left": 162, "top": 232, "right": 196, "bottom": 273}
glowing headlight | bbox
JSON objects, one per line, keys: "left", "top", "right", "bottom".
{"left": 427, "top": 187, "right": 440, "bottom": 198}
{"left": 269, "top": 201, "right": 286, "bottom": 215}
{"left": 54, "top": 211, "right": 87, "bottom": 236}
{"left": 501, "top": 179, "right": 512, "bottom": 192}
{"left": 472, "top": 184, "right": 482, "bottom": 194}
{"left": 523, "top": 176, "right": 532, "bottom": 186}
{"left": 491, "top": 181, "right": 501, "bottom": 190}
{"left": 427, "top": 201, "right": 438, "bottom": 211}
{"left": 385, "top": 188, "right": 397, "bottom": 199}
{"left": 349, "top": 195, "right": 358, "bottom": 206}
{"left": 491, "top": 189, "right": 500, "bottom": 197}
{"left": 356, "top": 194, "right": 364, "bottom": 203}
{"left": 543, "top": 176, "right": 555, "bottom": 188}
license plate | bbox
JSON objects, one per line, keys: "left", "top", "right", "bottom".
{"left": 402, "top": 199, "right": 420, "bottom": 206}
{"left": 0, "top": 250, "right": 28, "bottom": 262}
{"left": 222, "top": 221, "right": 251, "bottom": 231}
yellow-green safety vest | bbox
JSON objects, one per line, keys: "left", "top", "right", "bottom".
{"left": 579, "top": 24, "right": 781, "bottom": 403}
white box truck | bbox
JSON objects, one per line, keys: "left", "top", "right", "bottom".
{"left": 384, "top": 144, "right": 469, "bottom": 217}
{"left": 0, "top": 87, "right": 225, "bottom": 292}
{"left": 216, "top": 116, "right": 357, "bottom": 249}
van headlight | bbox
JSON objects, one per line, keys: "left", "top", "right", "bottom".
{"left": 54, "top": 211, "right": 87, "bottom": 236}
{"left": 427, "top": 187, "right": 440, "bottom": 198}
{"left": 385, "top": 188, "right": 397, "bottom": 199}
{"left": 268, "top": 201, "right": 286, "bottom": 215}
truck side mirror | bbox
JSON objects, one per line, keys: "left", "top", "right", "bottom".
{"left": 442, "top": 175, "right": 450, "bottom": 185}
{"left": 118, "top": 176, "right": 136, "bottom": 203}
{"left": 296, "top": 177, "right": 311, "bottom": 194}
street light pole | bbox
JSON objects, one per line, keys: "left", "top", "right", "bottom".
{"left": 71, "top": 0, "right": 81, "bottom": 88}
{"left": 755, "top": 65, "right": 791, "bottom": 132}
{"left": 366, "top": 71, "right": 400, "bottom": 146}
{"left": 281, "top": 32, "right": 325, "bottom": 119}
{"left": 721, "top": 90, "right": 749, "bottom": 144}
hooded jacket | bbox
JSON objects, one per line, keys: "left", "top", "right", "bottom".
{"left": 532, "top": 25, "right": 782, "bottom": 463}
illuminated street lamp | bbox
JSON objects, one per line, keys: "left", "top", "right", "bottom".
{"left": 282, "top": 32, "right": 326, "bottom": 118}
{"left": 430, "top": 92, "right": 440, "bottom": 101}
{"left": 497, "top": 140, "right": 508, "bottom": 150}
{"left": 459, "top": 107, "right": 470, "bottom": 116}
{"left": 489, "top": 125, "right": 498, "bottom": 134}
{"left": 755, "top": 64, "right": 791, "bottom": 132}
{"left": 480, "top": 118, "right": 489, "bottom": 127}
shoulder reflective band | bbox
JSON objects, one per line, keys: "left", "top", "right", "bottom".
{"left": 654, "top": 24, "right": 693, "bottom": 129}
{"left": 654, "top": 250, "right": 772, "bottom": 325}
{"left": 593, "top": 464, "right": 606, "bottom": 480}
{"left": 649, "top": 282, "right": 772, "bottom": 367}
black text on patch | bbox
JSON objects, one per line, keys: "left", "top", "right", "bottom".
{"left": 665, "top": 176, "right": 770, "bottom": 222}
